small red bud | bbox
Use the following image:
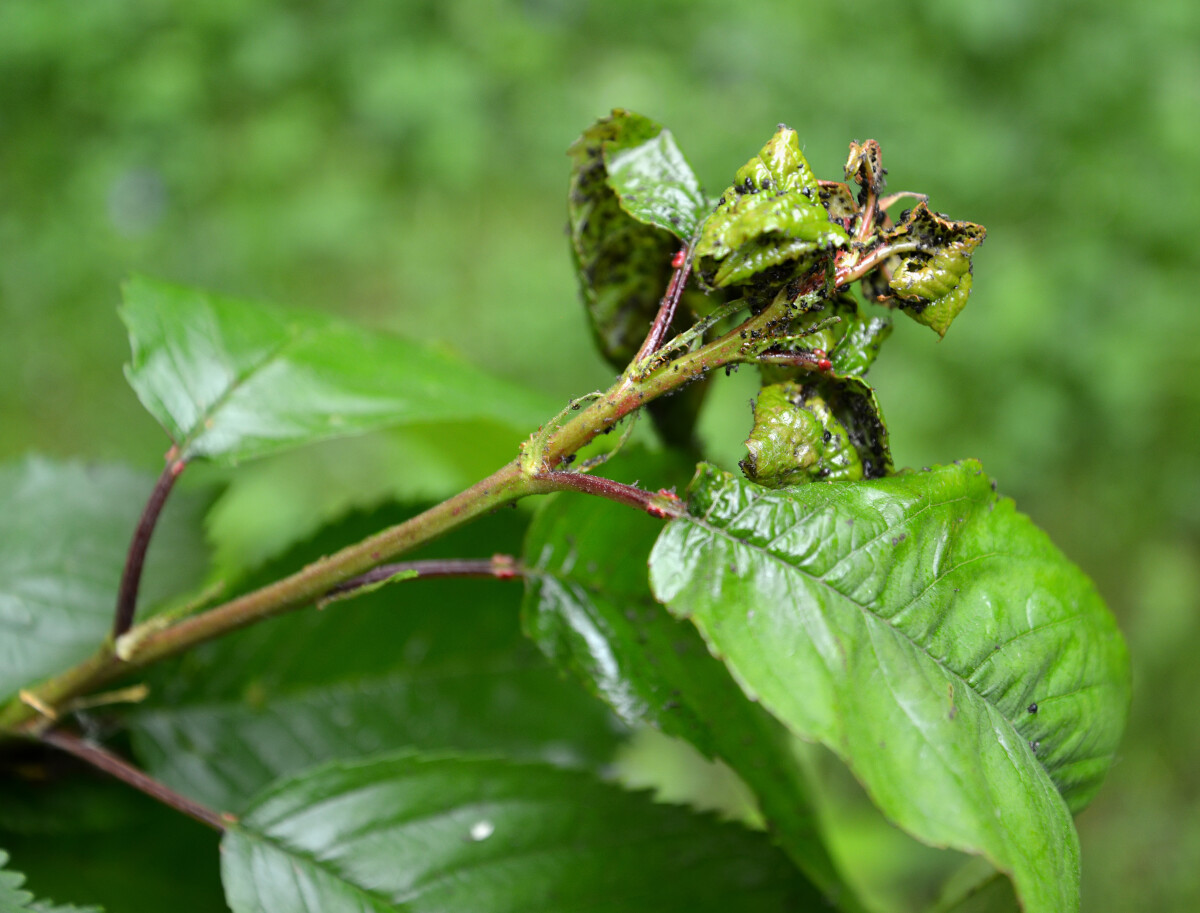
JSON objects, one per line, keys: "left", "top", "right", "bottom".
{"left": 817, "top": 358, "right": 833, "bottom": 371}
{"left": 811, "top": 348, "right": 826, "bottom": 358}
{"left": 671, "top": 249, "right": 687, "bottom": 269}
{"left": 647, "top": 488, "right": 682, "bottom": 519}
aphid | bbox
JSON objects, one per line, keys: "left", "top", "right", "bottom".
{"left": 671, "top": 248, "right": 687, "bottom": 269}
{"left": 1028, "top": 703, "right": 1038, "bottom": 714}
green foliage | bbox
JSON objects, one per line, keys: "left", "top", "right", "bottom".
{"left": 0, "top": 459, "right": 210, "bottom": 701}
{"left": 222, "top": 753, "right": 821, "bottom": 912}
{"left": 742, "top": 382, "right": 866, "bottom": 486}
{"left": 0, "top": 25, "right": 1160, "bottom": 909}
{"left": 521, "top": 458, "right": 857, "bottom": 905}
{"left": 124, "top": 505, "right": 620, "bottom": 813}
{"left": 122, "top": 276, "right": 555, "bottom": 465}
{"left": 650, "top": 462, "right": 1131, "bottom": 911}
{"left": 883, "top": 205, "right": 987, "bottom": 337}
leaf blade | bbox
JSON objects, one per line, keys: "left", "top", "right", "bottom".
{"left": 121, "top": 276, "right": 555, "bottom": 464}
{"left": 566, "top": 110, "right": 708, "bottom": 370}
{"left": 222, "top": 753, "right": 823, "bottom": 913}
{"left": 649, "top": 462, "right": 1131, "bottom": 913}
{"left": 522, "top": 484, "right": 863, "bottom": 908}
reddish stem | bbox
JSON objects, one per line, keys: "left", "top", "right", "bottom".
{"left": 113, "top": 454, "right": 187, "bottom": 639}
{"left": 40, "top": 729, "right": 228, "bottom": 832}
{"left": 325, "top": 556, "right": 523, "bottom": 598}
{"left": 534, "top": 471, "right": 683, "bottom": 518}
{"left": 633, "top": 246, "right": 694, "bottom": 363}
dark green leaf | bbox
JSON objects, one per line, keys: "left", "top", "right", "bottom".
{"left": 221, "top": 753, "right": 822, "bottom": 913}
{"left": 882, "top": 203, "right": 986, "bottom": 337}
{"left": 120, "top": 276, "right": 555, "bottom": 465}
{"left": 126, "top": 505, "right": 621, "bottom": 812}
{"left": 650, "top": 462, "right": 1131, "bottom": 913}
{"left": 522, "top": 481, "right": 863, "bottom": 908}
{"left": 695, "top": 127, "right": 848, "bottom": 289}
{"left": 567, "top": 110, "right": 707, "bottom": 369}
{"left": 0, "top": 458, "right": 210, "bottom": 702}
{"left": 0, "top": 849, "right": 101, "bottom": 912}
{"left": 0, "top": 775, "right": 223, "bottom": 913}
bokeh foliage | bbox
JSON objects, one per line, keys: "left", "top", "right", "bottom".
{"left": 1, "top": 1, "right": 1196, "bottom": 910}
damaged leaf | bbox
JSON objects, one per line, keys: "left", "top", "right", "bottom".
{"left": 884, "top": 203, "right": 986, "bottom": 337}
{"left": 696, "top": 127, "right": 848, "bottom": 290}
{"left": 567, "top": 110, "right": 707, "bottom": 368}
{"left": 742, "top": 379, "right": 891, "bottom": 487}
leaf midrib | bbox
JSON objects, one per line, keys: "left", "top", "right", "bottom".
{"left": 680, "top": 485, "right": 1035, "bottom": 768}
{"left": 174, "top": 321, "right": 314, "bottom": 458}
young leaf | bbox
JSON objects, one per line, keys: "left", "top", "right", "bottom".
{"left": 695, "top": 127, "right": 848, "bottom": 290}
{"left": 221, "top": 754, "right": 822, "bottom": 913}
{"left": 125, "top": 505, "right": 621, "bottom": 812}
{"left": 120, "top": 276, "right": 556, "bottom": 465}
{"left": 650, "top": 462, "right": 1131, "bottom": 913}
{"left": 0, "top": 849, "right": 102, "bottom": 912}
{"left": 882, "top": 203, "right": 986, "bottom": 337}
{"left": 0, "top": 458, "right": 210, "bottom": 702}
{"left": 522, "top": 486, "right": 864, "bottom": 909}
{"left": 567, "top": 110, "right": 707, "bottom": 368}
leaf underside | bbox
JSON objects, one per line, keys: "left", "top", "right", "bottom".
{"left": 650, "top": 461, "right": 1130, "bottom": 913}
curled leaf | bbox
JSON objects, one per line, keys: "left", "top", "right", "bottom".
{"left": 844, "top": 139, "right": 886, "bottom": 196}
{"left": 742, "top": 382, "right": 863, "bottom": 486}
{"left": 696, "top": 126, "right": 848, "bottom": 290}
{"left": 883, "top": 203, "right": 987, "bottom": 337}
{"left": 742, "top": 379, "right": 891, "bottom": 487}
{"left": 567, "top": 110, "right": 708, "bottom": 368}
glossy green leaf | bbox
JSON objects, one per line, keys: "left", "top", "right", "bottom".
{"left": 0, "top": 458, "right": 210, "bottom": 702}
{"left": 221, "top": 753, "right": 822, "bottom": 913}
{"left": 0, "top": 849, "right": 101, "bottom": 912}
{"left": 696, "top": 127, "right": 848, "bottom": 289}
{"left": 586, "top": 109, "right": 708, "bottom": 239}
{"left": 650, "top": 462, "right": 1131, "bottom": 913}
{"left": 567, "top": 110, "right": 707, "bottom": 369}
{"left": 883, "top": 203, "right": 986, "bottom": 337}
{"left": 126, "top": 505, "right": 620, "bottom": 813}
{"left": 522, "top": 484, "right": 861, "bottom": 908}
{"left": 120, "top": 276, "right": 555, "bottom": 465}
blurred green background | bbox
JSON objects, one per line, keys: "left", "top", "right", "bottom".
{"left": 1, "top": 0, "right": 1196, "bottom": 910}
